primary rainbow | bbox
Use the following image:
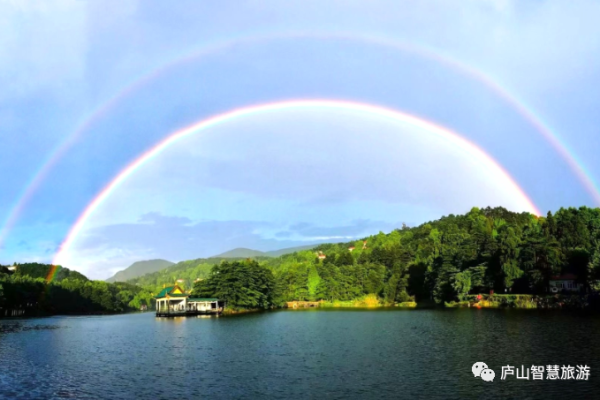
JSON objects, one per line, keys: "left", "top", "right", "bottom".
{"left": 1, "top": 31, "right": 592, "bottom": 251}
{"left": 52, "top": 99, "right": 540, "bottom": 268}
{"left": 45, "top": 264, "right": 60, "bottom": 283}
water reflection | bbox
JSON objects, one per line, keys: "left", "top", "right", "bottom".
{"left": 1, "top": 309, "right": 599, "bottom": 399}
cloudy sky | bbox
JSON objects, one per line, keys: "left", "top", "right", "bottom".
{"left": 1, "top": 0, "right": 599, "bottom": 279}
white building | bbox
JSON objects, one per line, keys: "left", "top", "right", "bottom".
{"left": 549, "top": 274, "right": 583, "bottom": 293}
{"left": 154, "top": 284, "right": 224, "bottom": 316}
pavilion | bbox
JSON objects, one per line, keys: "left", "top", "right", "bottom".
{"left": 154, "top": 284, "right": 224, "bottom": 317}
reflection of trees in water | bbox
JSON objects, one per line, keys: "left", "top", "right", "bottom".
{"left": 0, "top": 323, "right": 60, "bottom": 334}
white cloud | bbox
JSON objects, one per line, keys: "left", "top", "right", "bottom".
{"left": 59, "top": 214, "right": 351, "bottom": 280}
{"left": 4, "top": 0, "right": 599, "bottom": 272}
{"left": 56, "top": 107, "right": 538, "bottom": 278}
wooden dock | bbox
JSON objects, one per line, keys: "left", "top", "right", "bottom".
{"left": 155, "top": 308, "right": 223, "bottom": 317}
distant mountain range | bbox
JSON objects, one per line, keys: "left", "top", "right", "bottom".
{"left": 106, "top": 245, "right": 320, "bottom": 283}
{"left": 212, "top": 244, "right": 318, "bottom": 258}
{"left": 106, "top": 259, "right": 175, "bottom": 282}
{"left": 212, "top": 247, "right": 269, "bottom": 258}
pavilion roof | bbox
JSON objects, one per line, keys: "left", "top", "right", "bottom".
{"left": 154, "top": 284, "right": 188, "bottom": 299}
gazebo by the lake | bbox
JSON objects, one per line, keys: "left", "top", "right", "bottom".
{"left": 154, "top": 284, "right": 224, "bottom": 317}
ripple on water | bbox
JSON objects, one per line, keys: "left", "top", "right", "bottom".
{"left": 1, "top": 310, "right": 599, "bottom": 399}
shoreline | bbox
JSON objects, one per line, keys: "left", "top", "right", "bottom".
{"left": 445, "top": 293, "right": 600, "bottom": 310}
{"left": 4, "top": 295, "right": 599, "bottom": 320}
{"left": 0, "top": 310, "right": 152, "bottom": 320}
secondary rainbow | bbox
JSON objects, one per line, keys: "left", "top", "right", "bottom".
{"left": 2, "top": 31, "right": 588, "bottom": 251}
{"left": 52, "top": 99, "right": 540, "bottom": 269}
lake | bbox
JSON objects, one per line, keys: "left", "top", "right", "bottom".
{"left": 1, "top": 309, "right": 600, "bottom": 399}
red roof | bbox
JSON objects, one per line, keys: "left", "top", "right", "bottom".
{"left": 550, "top": 273, "right": 578, "bottom": 281}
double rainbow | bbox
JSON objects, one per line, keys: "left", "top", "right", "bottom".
{"left": 0, "top": 31, "right": 586, "bottom": 264}
{"left": 52, "top": 99, "right": 540, "bottom": 269}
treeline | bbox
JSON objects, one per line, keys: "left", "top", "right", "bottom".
{"left": 0, "top": 264, "right": 154, "bottom": 316}
{"left": 263, "top": 206, "right": 600, "bottom": 304}
{"left": 191, "top": 258, "right": 409, "bottom": 310}
{"left": 190, "top": 206, "right": 600, "bottom": 308}
{"left": 193, "top": 260, "right": 275, "bottom": 309}
{"left": 268, "top": 250, "right": 412, "bottom": 305}
{"left": 127, "top": 257, "right": 266, "bottom": 294}
{"left": 10, "top": 205, "right": 597, "bottom": 314}
{"left": 13, "top": 262, "right": 89, "bottom": 282}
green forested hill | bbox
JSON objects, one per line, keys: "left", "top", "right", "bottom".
{"left": 211, "top": 244, "right": 320, "bottom": 258}
{"left": 93, "top": 206, "right": 600, "bottom": 310}
{"left": 127, "top": 247, "right": 322, "bottom": 294}
{"left": 126, "top": 257, "right": 271, "bottom": 294}
{"left": 1, "top": 263, "right": 154, "bottom": 315}
{"left": 5, "top": 206, "right": 600, "bottom": 314}
{"left": 14, "top": 263, "right": 88, "bottom": 282}
{"left": 264, "top": 244, "right": 320, "bottom": 257}
{"left": 212, "top": 248, "right": 269, "bottom": 258}
{"left": 261, "top": 206, "right": 600, "bottom": 305}
{"left": 190, "top": 206, "right": 600, "bottom": 309}
{"left": 106, "top": 259, "right": 174, "bottom": 282}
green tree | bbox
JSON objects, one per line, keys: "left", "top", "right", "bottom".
{"left": 193, "top": 260, "right": 276, "bottom": 309}
{"left": 452, "top": 270, "right": 471, "bottom": 300}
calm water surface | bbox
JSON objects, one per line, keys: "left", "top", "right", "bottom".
{"left": 1, "top": 309, "right": 600, "bottom": 399}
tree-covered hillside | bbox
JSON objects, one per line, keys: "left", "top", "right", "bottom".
{"left": 187, "top": 206, "right": 600, "bottom": 308}
{"left": 194, "top": 260, "right": 275, "bottom": 309}
{"left": 0, "top": 264, "right": 154, "bottom": 316}
{"left": 126, "top": 257, "right": 271, "bottom": 294}
{"left": 211, "top": 244, "right": 319, "bottom": 258}
{"left": 14, "top": 263, "right": 89, "bottom": 282}
{"left": 212, "top": 248, "right": 270, "bottom": 258}
{"left": 11, "top": 206, "right": 596, "bottom": 315}
{"left": 264, "top": 206, "right": 600, "bottom": 304}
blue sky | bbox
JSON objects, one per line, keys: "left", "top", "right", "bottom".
{"left": 1, "top": 0, "right": 600, "bottom": 279}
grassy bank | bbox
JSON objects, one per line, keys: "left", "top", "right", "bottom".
{"left": 221, "top": 307, "right": 265, "bottom": 316}
{"left": 445, "top": 294, "right": 598, "bottom": 309}
{"left": 296, "top": 294, "right": 417, "bottom": 309}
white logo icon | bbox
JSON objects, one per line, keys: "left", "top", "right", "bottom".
{"left": 481, "top": 368, "right": 495, "bottom": 382}
{"left": 472, "top": 362, "right": 488, "bottom": 377}
{"left": 472, "top": 362, "right": 495, "bottom": 382}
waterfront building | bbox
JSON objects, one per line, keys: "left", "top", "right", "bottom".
{"left": 154, "top": 284, "right": 224, "bottom": 317}
{"left": 549, "top": 274, "right": 583, "bottom": 293}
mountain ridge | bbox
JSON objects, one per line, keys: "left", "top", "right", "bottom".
{"left": 212, "top": 244, "right": 320, "bottom": 258}
{"left": 106, "top": 259, "right": 175, "bottom": 282}
{"left": 212, "top": 248, "right": 268, "bottom": 258}
{"left": 106, "top": 245, "right": 322, "bottom": 283}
